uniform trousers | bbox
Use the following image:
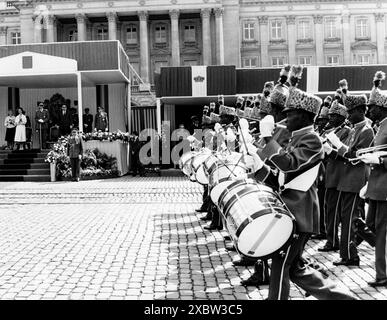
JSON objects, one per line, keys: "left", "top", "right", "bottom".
{"left": 338, "top": 191, "right": 361, "bottom": 261}
{"left": 268, "top": 233, "right": 355, "bottom": 300}
{"left": 70, "top": 158, "right": 81, "bottom": 179}
{"left": 317, "top": 184, "right": 327, "bottom": 236}
{"left": 324, "top": 188, "right": 341, "bottom": 248}
{"left": 200, "top": 185, "right": 211, "bottom": 211}
{"left": 367, "top": 200, "right": 387, "bottom": 281}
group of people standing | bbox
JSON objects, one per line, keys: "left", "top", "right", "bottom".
{"left": 190, "top": 65, "right": 387, "bottom": 299}
{"left": 3, "top": 100, "right": 109, "bottom": 150}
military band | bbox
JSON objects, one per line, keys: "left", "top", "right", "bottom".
{"left": 180, "top": 65, "right": 387, "bottom": 300}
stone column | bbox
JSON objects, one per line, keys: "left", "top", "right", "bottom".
{"left": 375, "top": 13, "right": 386, "bottom": 64}
{"left": 0, "top": 27, "right": 7, "bottom": 45}
{"left": 76, "top": 14, "right": 87, "bottom": 41}
{"left": 342, "top": 14, "right": 351, "bottom": 65}
{"left": 33, "top": 15, "right": 42, "bottom": 43}
{"left": 138, "top": 11, "right": 150, "bottom": 83}
{"left": 258, "top": 16, "right": 269, "bottom": 67}
{"left": 214, "top": 7, "right": 224, "bottom": 65}
{"left": 313, "top": 15, "right": 324, "bottom": 66}
{"left": 169, "top": 9, "right": 180, "bottom": 67}
{"left": 201, "top": 8, "right": 212, "bottom": 66}
{"left": 286, "top": 16, "right": 296, "bottom": 65}
{"left": 44, "top": 15, "right": 55, "bottom": 43}
{"left": 107, "top": 12, "right": 117, "bottom": 40}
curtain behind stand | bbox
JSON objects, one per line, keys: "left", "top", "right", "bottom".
{"left": 131, "top": 107, "right": 157, "bottom": 134}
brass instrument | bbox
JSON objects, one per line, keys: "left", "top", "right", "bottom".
{"left": 348, "top": 144, "right": 387, "bottom": 163}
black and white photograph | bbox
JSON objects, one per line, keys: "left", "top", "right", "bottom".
{"left": 0, "top": 0, "right": 386, "bottom": 312}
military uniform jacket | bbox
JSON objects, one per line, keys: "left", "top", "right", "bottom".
{"left": 254, "top": 125, "right": 324, "bottom": 234}
{"left": 334, "top": 120, "right": 374, "bottom": 193}
{"left": 365, "top": 118, "right": 387, "bottom": 201}
{"left": 35, "top": 109, "right": 50, "bottom": 129}
{"left": 324, "top": 125, "right": 352, "bottom": 189}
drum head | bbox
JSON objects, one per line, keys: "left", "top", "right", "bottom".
{"left": 237, "top": 211, "right": 294, "bottom": 259}
{"left": 196, "top": 165, "right": 209, "bottom": 185}
{"left": 210, "top": 180, "right": 235, "bottom": 204}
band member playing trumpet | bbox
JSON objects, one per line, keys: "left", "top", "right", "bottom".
{"left": 318, "top": 96, "right": 352, "bottom": 252}
{"left": 359, "top": 71, "right": 387, "bottom": 287}
{"left": 250, "top": 65, "right": 355, "bottom": 300}
{"left": 325, "top": 87, "right": 374, "bottom": 266}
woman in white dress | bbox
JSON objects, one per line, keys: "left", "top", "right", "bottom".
{"left": 4, "top": 109, "right": 16, "bottom": 150}
{"left": 14, "top": 107, "right": 27, "bottom": 150}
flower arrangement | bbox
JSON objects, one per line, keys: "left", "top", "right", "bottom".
{"left": 82, "top": 129, "right": 134, "bottom": 142}
{"left": 45, "top": 135, "right": 118, "bottom": 179}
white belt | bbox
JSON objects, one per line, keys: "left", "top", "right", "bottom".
{"left": 279, "top": 163, "right": 321, "bottom": 192}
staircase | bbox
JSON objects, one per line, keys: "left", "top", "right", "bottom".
{"left": 0, "top": 149, "right": 50, "bottom": 182}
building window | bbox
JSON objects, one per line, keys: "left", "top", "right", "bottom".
{"left": 155, "top": 25, "right": 167, "bottom": 43}
{"left": 242, "top": 57, "right": 257, "bottom": 68}
{"left": 326, "top": 55, "right": 340, "bottom": 66}
{"left": 355, "top": 18, "right": 369, "bottom": 39}
{"left": 297, "top": 20, "right": 311, "bottom": 40}
{"left": 184, "top": 25, "right": 196, "bottom": 42}
{"left": 299, "top": 56, "right": 312, "bottom": 66}
{"left": 324, "top": 17, "right": 339, "bottom": 39}
{"left": 271, "top": 20, "right": 283, "bottom": 40}
{"left": 272, "top": 57, "right": 285, "bottom": 67}
{"left": 68, "top": 30, "right": 77, "bottom": 42}
{"left": 357, "top": 54, "right": 370, "bottom": 65}
{"left": 97, "top": 28, "right": 108, "bottom": 40}
{"left": 11, "top": 32, "right": 21, "bottom": 44}
{"left": 126, "top": 26, "right": 137, "bottom": 44}
{"left": 243, "top": 22, "right": 255, "bottom": 41}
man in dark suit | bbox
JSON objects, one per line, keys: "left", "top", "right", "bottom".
{"left": 83, "top": 108, "right": 93, "bottom": 133}
{"left": 35, "top": 102, "right": 50, "bottom": 149}
{"left": 67, "top": 129, "right": 84, "bottom": 182}
{"left": 130, "top": 131, "right": 145, "bottom": 177}
{"left": 58, "top": 104, "right": 73, "bottom": 136}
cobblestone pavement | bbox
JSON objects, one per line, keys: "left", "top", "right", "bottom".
{"left": 0, "top": 176, "right": 386, "bottom": 300}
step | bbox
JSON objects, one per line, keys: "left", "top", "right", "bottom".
{"left": 0, "top": 169, "right": 50, "bottom": 175}
{"left": 0, "top": 175, "right": 51, "bottom": 182}
{"left": 2, "top": 158, "right": 47, "bottom": 164}
{"left": 7, "top": 153, "right": 48, "bottom": 159}
{"left": 0, "top": 163, "right": 49, "bottom": 170}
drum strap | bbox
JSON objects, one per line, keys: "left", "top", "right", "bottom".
{"left": 279, "top": 163, "right": 321, "bottom": 192}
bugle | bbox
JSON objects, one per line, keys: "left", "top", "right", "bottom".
{"left": 348, "top": 144, "right": 387, "bottom": 163}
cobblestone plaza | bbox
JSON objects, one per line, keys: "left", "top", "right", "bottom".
{"left": 0, "top": 176, "right": 385, "bottom": 300}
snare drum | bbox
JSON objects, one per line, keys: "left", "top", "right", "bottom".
{"left": 179, "top": 151, "right": 197, "bottom": 176}
{"left": 191, "top": 149, "right": 212, "bottom": 184}
{"left": 221, "top": 180, "right": 296, "bottom": 259}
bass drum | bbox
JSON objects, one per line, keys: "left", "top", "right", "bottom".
{"left": 221, "top": 180, "right": 296, "bottom": 260}
{"left": 209, "top": 163, "right": 248, "bottom": 204}
{"left": 179, "top": 151, "right": 197, "bottom": 176}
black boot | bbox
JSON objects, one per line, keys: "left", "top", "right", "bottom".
{"left": 240, "top": 260, "right": 270, "bottom": 286}
{"left": 354, "top": 218, "right": 376, "bottom": 247}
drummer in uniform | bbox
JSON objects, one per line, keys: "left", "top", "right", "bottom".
{"left": 249, "top": 65, "right": 355, "bottom": 300}
{"left": 324, "top": 89, "right": 374, "bottom": 266}
{"left": 318, "top": 94, "right": 352, "bottom": 251}
{"left": 359, "top": 71, "right": 387, "bottom": 287}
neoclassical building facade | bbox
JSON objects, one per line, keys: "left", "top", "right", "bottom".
{"left": 0, "top": 0, "right": 386, "bottom": 81}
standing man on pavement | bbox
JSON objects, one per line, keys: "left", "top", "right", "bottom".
{"left": 35, "top": 102, "right": 50, "bottom": 149}
{"left": 325, "top": 91, "right": 374, "bottom": 267}
{"left": 249, "top": 65, "right": 355, "bottom": 300}
{"left": 67, "top": 129, "right": 84, "bottom": 182}
{"left": 360, "top": 71, "right": 387, "bottom": 287}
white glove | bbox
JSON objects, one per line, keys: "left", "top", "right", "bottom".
{"left": 323, "top": 142, "right": 333, "bottom": 155}
{"left": 226, "top": 127, "right": 236, "bottom": 142}
{"left": 38, "top": 119, "right": 44, "bottom": 123}
{"left": 326, "top": 132, "right": 343, "bottom": 149}
{"left": 359, "top": 153, "right": 381, "bottom": 165}
{"left": 259, "top": 115, "right": 275, "bottom": 138}
{"left": 239, "top": 118, "right": 249, "bottom": 131}
{"left": 246, "top": 143, "right": 263, "bottom": 171}
{"left": 214, "top": 123, "right": 222, "bottom": 133}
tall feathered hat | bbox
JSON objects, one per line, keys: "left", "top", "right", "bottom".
{"left": 328, "top": 100, "right": 348, "bottom": 118}
{"left": 270, "top": 64, "right": 291, "bottom": 108}
{"left": 316, "top": 106, "right": 330, "bottom": 120}
{"left": 283, "top": 65, "right": 322, "bottom": 115}
{"left": 259, "top": 81, "right": 275, "bottom": 115}
{"left": 368, "top": 71, "right": 387, "bottom": 108}
{"left": 324, "top": 96, "right": 332, "bottom": 107}
{"left": 342, "top": 77, "right": 367, "bottom": 111}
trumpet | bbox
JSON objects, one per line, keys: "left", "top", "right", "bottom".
{"left": 348, "top": 144, "right": 387, "bottom": 163}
